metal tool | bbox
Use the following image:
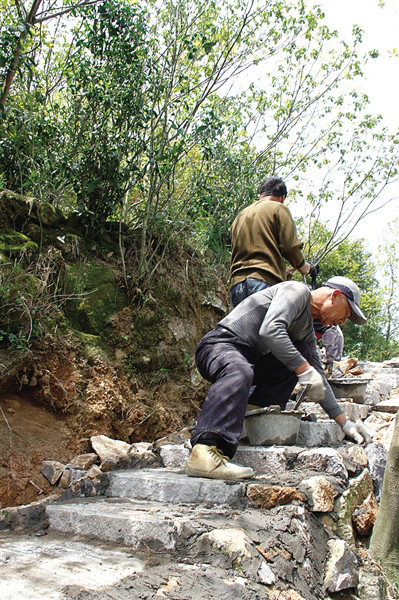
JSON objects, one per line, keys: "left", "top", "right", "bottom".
{"left": 293, "top": 384, "right": 311, "bottom": 410}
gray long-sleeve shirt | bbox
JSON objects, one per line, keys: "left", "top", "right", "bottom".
{"left": 218, "top": 281, "right": 342, "bottom": 419}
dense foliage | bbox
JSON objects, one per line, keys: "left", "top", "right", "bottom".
{"left": 297, "top": 221, "right": 399, "bottom": 361}
{"left": 1, "top": 0, "right": 398, "bottom": 358}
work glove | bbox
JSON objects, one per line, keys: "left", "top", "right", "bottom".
{"left": 341, "top": 419, "right": 372, "bottom": 444}
{"left": 297, "top": 367, "right": 326, "bottom": 403}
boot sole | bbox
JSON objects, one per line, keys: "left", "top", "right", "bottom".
{"left": 184, "top": 465, "right": 254, "bottom": 480}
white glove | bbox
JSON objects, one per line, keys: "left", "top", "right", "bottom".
{"left": 341, "top": 419, "right": 372, "bottom": 444}
{"left": 297, "top": 367, "right": 326, "bottom": 403}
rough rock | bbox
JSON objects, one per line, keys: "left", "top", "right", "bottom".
{"left": 365, "top": 412, "right": 396, "bottom": 450}
{"left": 296, "top": 448, "right": 348, "bottom": 480}
{"left": 40, "top": 461, "right": 65, "bottom": 485}
{"left": 337, "top": 445, "right": 369, "bottom": 475}
{"left": 352, "top": 492, "right": 378, "bottom": 536}
{"left": 59, "top": 468, "right": 73, "bottom": 489}
{"left": 334, "top": 469, "right": 374, "bottom": 546}
{"left": 324, "top": 538, "right": 358, "bottom": 592}
{"left": 268, "top": 589, "right": 306, "bottom": 600}
{"left": 91, "top": 434, "right": 131, "bottom": 466}
{"left": 58, "top": 467, "right": 87, "bottom": 489}
{"left": 246, "top": 484, "right": 305, "bottom": 509}
{"left": 66, "top": 453, "right": 98, "bottom": 470}
{"left": 300, "top": 476, "right": 337, "bottom": 512}
{"left": 345, "top": 444, "right": 369, "bottom": 467}
{"left": 257, "top": 561, "right": 277, "bottom": 585}
{"left": 85, "top": 465, "right": 103, "bottom": 480}
{"left": 357, "top": 565, "right": 387, "bottom": 600}
{"left": 364, "top": 443, "right": 387, "bottom": 500}
{"left": 127, "top": 442, "right": 157, "bottom": 468}
{"left": 158, "top": 443, "right": 190, "bottom": 468}
{"left": 200, "top": 528, "right": 251, "bottom": 558}
{"left": 0, "top": 498, "right": 53, "bottom": 532}
{"left": 154, "top": 428, "right": 192, "bottom": 448}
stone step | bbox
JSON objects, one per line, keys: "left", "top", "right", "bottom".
{"left": 46, "top": 496, "right": 235, "bottom": 549}
{"left": 157, "top": 445, "right": 349, "bottom": 481}
{"left": 298, "top": 421, "right": 344, "bottom": 446}
{"left": 285, "top": 400, "right": 370, "bottom": 421}
{"left": 106, "top": 468, "right": 247, "bottom": 506}
{"left": 102, "top": 461, "right": 349, "bottom": 510}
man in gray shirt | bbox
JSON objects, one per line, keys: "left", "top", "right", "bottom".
{"left": 185, "top": 276, "right": 370, "bottom": 480}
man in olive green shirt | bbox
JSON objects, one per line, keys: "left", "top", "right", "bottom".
{"left": 230, "top": 177, "right": 310, "bottom": 306}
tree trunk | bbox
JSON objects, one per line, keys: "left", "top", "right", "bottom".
{"left": 369, "top": 410, "right": 399, "bottom": 586}
{"left": 0, "top": 0, "right": 43, "bottom": 107}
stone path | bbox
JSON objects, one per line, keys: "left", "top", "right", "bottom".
{"left": 2, "top": 358, "right": 399, "bottom": 600}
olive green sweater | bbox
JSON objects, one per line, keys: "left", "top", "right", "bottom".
{"left": 230, "top": 199, "right": 306, "bottom": 287}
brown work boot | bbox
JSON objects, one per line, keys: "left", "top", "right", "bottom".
{"left": 185, "top": 444, "right": 254, "bottom": 480}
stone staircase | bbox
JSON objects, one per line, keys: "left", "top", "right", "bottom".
{"left": 3, "top": 362, "right": 399, "bottom": 600}
{"left": 0, "top": 442, "right": 391, "bottom": 600}
{"left": 44, "top": 442, "right": 347, "bottom": 548}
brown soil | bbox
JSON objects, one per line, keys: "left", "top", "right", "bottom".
{"left": 0, "top": 339, "right": 207, "bottom": 508}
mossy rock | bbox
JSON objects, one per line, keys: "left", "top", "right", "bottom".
{"left": 0, "top": 229, "right": 38, "bottom": 256}
{"left": 36, "top": 202, "right": 65, "bottom": 227}
{"left": 23, "top": 222, "right": 42, "bottom": 244}
{"left": 64, "top": 261, "right": 129, "bottom": 334}
{"left": 0, "top": 190, "right": 35, "bottom": 230}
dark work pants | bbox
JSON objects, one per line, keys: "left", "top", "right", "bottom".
{"left": 191, "top": 327, "right": 311, "bottom": 458}
{"left": 230, "top": 277, "right": 271, "bottom": 308}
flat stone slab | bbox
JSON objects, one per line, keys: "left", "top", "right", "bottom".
{"left": 0, "top": 531, "right": 144, "bottom": 600}
{"left": 338, "top": 402, "right": 370, "bottom": 421}
{"left": 106, "top": 468, "right": 247, "bottom": 506}
{"left": 373, "top": 398, "right": 399, "bottom": 413}
{"left": 46, "top": 497, "right": 238, "bottom": 549}
{"left": 298, "top": 421, "right": 345, "bottom": 446}
{"left": 235, "top": 446, "right": 289, "bottom": 474}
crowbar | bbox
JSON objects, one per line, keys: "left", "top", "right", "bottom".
{"left": 293, "top": 384, "right": 311, "bottom": 410}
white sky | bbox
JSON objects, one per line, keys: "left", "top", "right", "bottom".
{"left": 309, "top": 0, "right": 399, "bottom": 253}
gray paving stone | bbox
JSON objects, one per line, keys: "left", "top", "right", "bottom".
{"left": 47, "top": 499, "right": 190, "bottom": 550}
{"left": 298, "top": 421, "right": 345, "bottom": 446}
{"left": 158, "top": 444, "right": 189, "bottom": 468}
{"left": 106, "top": 468, "right": 247, "bottom": 506}
{"left": 235, "top": 446, "right": 288, "bottom": 474}
{"left": 45, "top": 497, "right": 257, "bottom": 550}
{"left": 337, "top": 401, "right": 370, "bottom": 421}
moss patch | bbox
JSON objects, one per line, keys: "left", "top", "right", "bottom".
{"left": 0, "top": 229, "right": 38, "bottom": 255}
{"left": 64, "top": 261, "right": 129, "bottom": 334}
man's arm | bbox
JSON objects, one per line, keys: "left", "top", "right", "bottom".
{"left": 277, "top": 205, "right": 308, "bottom": 271}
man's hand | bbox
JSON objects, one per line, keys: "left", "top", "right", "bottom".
{"left": 299, "top": 262, "right": 311, "bottom": 276}
{"left": 286, "top": 267, "right": 295, "bottom": 281}
{"left": 341, "top": 419, "right": 372, "bottom": 444}
{"left": 297, "top": 367, "right": 326, "bottom": 403}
